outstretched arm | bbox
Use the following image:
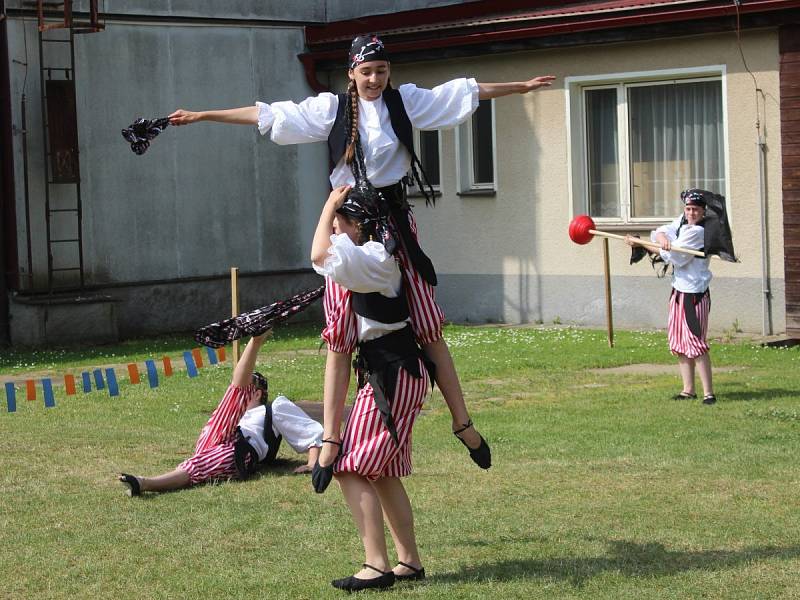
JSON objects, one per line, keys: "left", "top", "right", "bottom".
{"left": 169, "top": 106, "right": 259, "bottom": 126}
{"left": 478, "top": 75, "right": 556, "bottom": 100}
{"left": 311, "top": 185, "right": 350, "bottom": 267}
{"left": 231, "top": 332, "right": 271, "bottom": 388}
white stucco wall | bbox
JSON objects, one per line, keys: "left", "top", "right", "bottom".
{"left": 386, "top": 29, "right": 784, "bottom": 333}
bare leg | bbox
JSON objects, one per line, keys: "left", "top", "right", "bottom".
{"left": 320, "top": 350, "right": 351, "bottom": 467}
{"left": 676, "top": 354, "right": 696, "bottom": 395}
{"left": 372, "top": 477, "right": 422, "bottom": 575}
{"left": 336, "top": 472, "right": 390, "bottom": 578}
{"left": 422, "top": 338, "right": 482, "bottom": 448}
{"left": 119, "top": 468, "right": 192, "bottom": 493}
{"left": 695, "top": 352, "right": 714, "bottom": 397}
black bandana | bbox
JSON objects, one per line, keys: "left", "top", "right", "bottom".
{"left": 121, "top": 117, "right": 170, "bottom": 155}
{"left": 194, "top": 285, "right": 324, "bottom": 349}
{"left": 349, "top": 34, "right": 388, "bottom": 70}
{"left": 681, "top": 188, "right": 707, "bottom": 207}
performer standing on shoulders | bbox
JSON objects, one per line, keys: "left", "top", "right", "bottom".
{"left": 169, "top": 33, "right": 555, "bottom": 466}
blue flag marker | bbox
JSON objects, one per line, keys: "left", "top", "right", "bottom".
{"left": 42, "top": 379, "right": 56, "bottom": 408}
{"left": 5, "top": 382, "right": 16, "bottom": 413}
{"left": 145, "top": 360, "right": 159, "bottom": 388}
{"left": 183, "top": 351, "right": 198, "bottom": 378}
{"left": 81, "top": 372, "right": 92, "bottom": 393}
{"left": 105, "top": 368, "right": 119, "bottom": 397}
{"left": 206, "top": 346, "right": 219, "bottom": 365}
{"left": 93, "top": 369, "right": 105, "bottom": 390}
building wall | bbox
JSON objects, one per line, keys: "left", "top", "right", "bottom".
{"left": 389, "top": 29, "right": 785, "bottom": 334}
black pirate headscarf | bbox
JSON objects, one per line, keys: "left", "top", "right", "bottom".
{"left": 194, "top": 285, "right": 324, "bottom": 349}
{"left": 121, "top": 117, "right": 170, "bottom": 155}
{"left": 349, "top": 34, "right": 389, "bottom": 70}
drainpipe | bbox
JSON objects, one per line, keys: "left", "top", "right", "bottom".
{"left": 757, "top": 128, "right": 771, "bottom": 335}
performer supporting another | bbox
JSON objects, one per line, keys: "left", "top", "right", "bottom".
{"left": 310, "top": 184, "right": 432, "bottom": 592}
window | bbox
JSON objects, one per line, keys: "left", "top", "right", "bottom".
{"left": 408, "top": 129, "right": 440, "bottom": 195}
{"left": 457, "top": 99, "right": 496, "bottom": 193}
{"left": 567, "top": 67, "right": 727, "bottom": 224}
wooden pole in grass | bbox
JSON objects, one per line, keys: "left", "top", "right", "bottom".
{"left": 231, "top": 267, "right": 240, "bottom": 367}
{"left": 602, "top": 237, "right": 614, "bottom": 348}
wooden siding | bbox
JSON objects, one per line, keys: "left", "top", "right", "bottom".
{"left": 781, "top": 25, "right": 800, "bottom": 338}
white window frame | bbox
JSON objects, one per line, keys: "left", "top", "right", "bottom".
{"left": 456, "top": 98, "right": 497, "bottom": 194}
{"left": 408, "top": 128, "right": 442, "bottom": 196}
{"left": 565, "top": 65, "right": 729, "bottom": 227}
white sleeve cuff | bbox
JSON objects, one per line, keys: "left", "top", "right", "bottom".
{"left": 255, "top": 101, "right": 274, "bottom": 135}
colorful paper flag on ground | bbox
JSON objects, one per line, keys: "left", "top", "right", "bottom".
{"left": 145, "top": 360, "right": 158, "bottom": 388}
{"left": 192, "top": 348, "right": 204, "bottom": 368}
{"left": 127, "top": 363, "right": 140, "bottom": 384}
{"left": 93, "top": 369, "right": 105, "bottom": 390}
{"left": 217, "top": 347, "right": 226, "bottom": 362}
{"left": 42, "top": 379, "right": 55, "bottom": 408}
{"left": 64, "top": 374, "right": 76, "bottom": 396}
{"left": 206, "top": 346, "right": 218, "bottom": 365}
{"left": 183, "top": 352, "right": 198, "bottom": 378}
{"left": 163, "top": 356, "right": 173, "bottom": 377}
{"left": 5, "top": 383, "right": 16, "bottom": 413}
{"left": 82, "top": 372, "right": 92, "bottom": 393}
{"left": 105, "top": 368, "right": 119, "bottom": 397}
{"left": 26, "top": 380, "right": 35, "bottom": 401}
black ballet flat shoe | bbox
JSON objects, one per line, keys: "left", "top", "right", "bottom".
{"left": 394, "top": 561, "right": 425, "bottom": 582}
{"left": 672, "top": 392, "right": 697, "bottom": 400}
{"left": 453, "top": 420, "right": 491, "bottom": 469}
{"left": 702, "top": 394, "right": 717, "bottom": 405}
{"left": 331, "top": 563, "right": 395, "bottom": 592}
{"left": 118, "top": 473, "right": 141, "bottom": 497}
{"left": 312, "top": 438, "right": 341, "bottom": 494}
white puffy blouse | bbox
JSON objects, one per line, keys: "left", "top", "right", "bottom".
{"left": 652, "top": 216, "right": 713, "bottom": 293}
{"left": 312, "top": 233, "right": 408, "bottom": 342}
{"left": 256, "top": 78, "right": 480, "bottom": 188}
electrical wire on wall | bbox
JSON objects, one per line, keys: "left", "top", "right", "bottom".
{"left": 732, "top": 0, "right": 773, "bottom": 335}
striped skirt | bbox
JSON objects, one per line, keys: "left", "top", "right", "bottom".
{"left": 177, "top": 384, "right": 254, "bottom": 484}
{"left": 668, "top": 289, "right": 710, "bottom": 359}
{"left": 335, "top": 361, "right": 430, "bottom": 481}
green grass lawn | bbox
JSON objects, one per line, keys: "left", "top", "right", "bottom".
{"left": 1, "top": 324, "right": 799, "bottom": 599}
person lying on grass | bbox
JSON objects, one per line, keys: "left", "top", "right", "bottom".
{"left": 117, "top": 332, "right": 323, "bottom": 496}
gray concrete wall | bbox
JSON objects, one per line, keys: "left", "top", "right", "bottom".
{"left": 325, "top": 0, "right": 474, "bottom": 22}
{"left": 6, "top": 16, "right": 329, "bottom": 289}
{"left": 5, "top": 2, "right": 327, "bottom": 21}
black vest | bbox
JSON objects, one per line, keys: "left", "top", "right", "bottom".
{"left": 327, "top": 88, "right": 414, "bottom": 173}
{"left": 351, "top": 290, "right": 410, "bottom": 324}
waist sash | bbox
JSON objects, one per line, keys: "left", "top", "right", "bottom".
{"left": 354, "top": 325, "right": 435, "bottom": 446}
{"left": 672, "top": 288, "right": 710, "bottom": 338}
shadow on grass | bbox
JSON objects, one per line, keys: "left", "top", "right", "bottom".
{"left": 433, "top": 539, "right": 800, "bottom": 587}
{"left": 718, "top": 388, "right": 800, "bottom": 403}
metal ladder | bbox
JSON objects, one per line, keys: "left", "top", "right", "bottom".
{"left": 34, "top": 0, "right": 103, "bottom": 292}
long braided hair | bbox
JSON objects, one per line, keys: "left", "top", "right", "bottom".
{"left": 344, "top": 79, "right": 360, "bottom": 165}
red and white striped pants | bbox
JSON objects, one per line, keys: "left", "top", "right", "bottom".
{"left": 668, "top": 289, "right": 710, "bottom": 359}
{"left": 335, "top": 360, "right": 430, "bottom": 480}
{"left": 177, "top": 384, "right": 255, "bottom": 484}
{"left": 321, "top": 210, "right": 444, "bottom": 352}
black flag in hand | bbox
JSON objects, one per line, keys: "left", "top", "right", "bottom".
{"left": 121, "top": 117, "right": 170, "bottom": 155}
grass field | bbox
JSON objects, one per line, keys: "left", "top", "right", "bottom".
{"left": 1, "top": 324, "right": 799, "bottom": 599}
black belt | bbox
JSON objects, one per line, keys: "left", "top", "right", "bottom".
{"left": 377, "top": 184, "right": 437, "bottom": 286}
{"left": 672, "top": 289, "right": 710, "bottom": 338}
{"left": 354, "top": 325, "right": 435, "bottom": 447}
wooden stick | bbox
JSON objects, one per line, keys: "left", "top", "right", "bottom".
{"left": 231, "top": 267, "right": 240, "bottom": 367}
{"left": 602, "top": 237, "right": 614, "bottom": 348}
{"left": 589, "top": 229, "right": 713, "bottom": 259}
